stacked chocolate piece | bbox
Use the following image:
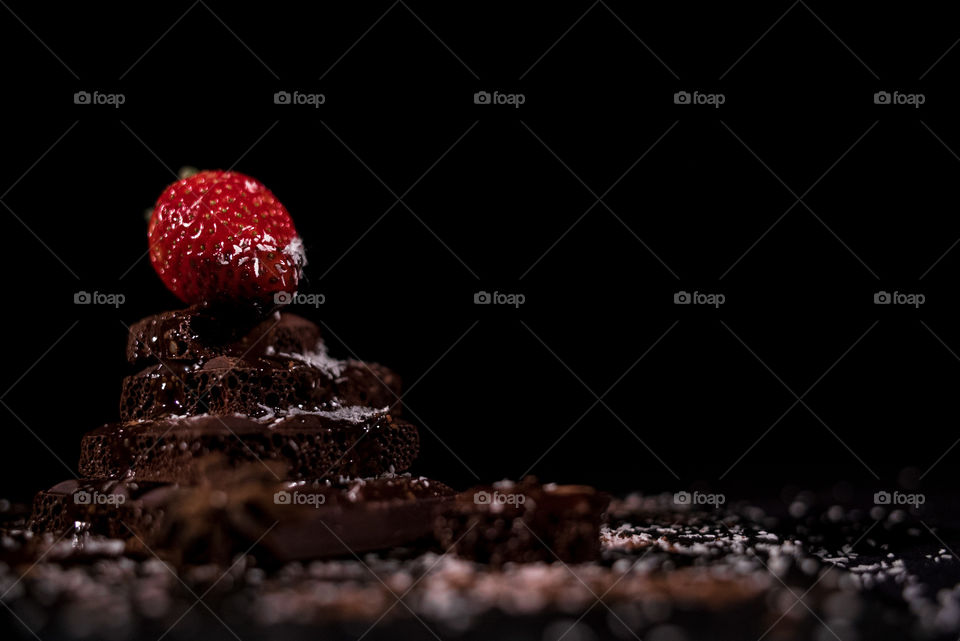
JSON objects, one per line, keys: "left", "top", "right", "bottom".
{"left": 29, "top": 306, "right": 608, "bottom": 565}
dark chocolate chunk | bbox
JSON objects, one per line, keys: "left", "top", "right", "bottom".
{"left": 28, "top": 478, "right": 175, "bottom": 542}
{"left": 434, "top": 479, "right": 609, "bottom": 565}
{"left": 159, "top": 473, "right": 455, "bottom": 565}
{"left": 79, "top": 411, "right": 419, "bottom": 483}
{"left": 126, "top": 306, "right": 322, "bottom": 366}
{"left": 119, "top": 357, "right": 401, "bottom": 421}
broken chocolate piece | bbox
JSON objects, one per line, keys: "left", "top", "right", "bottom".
{"left": 159, "top": 473, "right": 455, "bottom": 565}
{"left": 119, "top": 357, "right": 401, "bottom": 421}
{"left": 126, "top": 306, "right": 322, "bottom": 366}
{"left": 28, "top": 477, "right": 175, "bottom": 543}
{"left": 434, "top": 478, "right": 609, "bottom": 565}
{"left": 80, "top": 410, "right": 419, "bottom": 483}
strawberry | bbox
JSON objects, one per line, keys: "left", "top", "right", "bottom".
{"left": 148, "top": 170, "right": 306, "bottom": 305}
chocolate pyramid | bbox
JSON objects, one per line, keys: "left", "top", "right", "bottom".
{"left": 28, "top": 305, "right": 442, "bottom": 558}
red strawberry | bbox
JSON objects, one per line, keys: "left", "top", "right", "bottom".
{"left": 148, "top": 170, "right": 306, "bottom": 305}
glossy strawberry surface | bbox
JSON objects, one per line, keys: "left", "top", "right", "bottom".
{"left": 148, "top": 170, "right": 305, "bottom": 305}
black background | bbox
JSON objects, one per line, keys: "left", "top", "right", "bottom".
{"left": 1, "top": 2, "right": 959, "bottom": 504}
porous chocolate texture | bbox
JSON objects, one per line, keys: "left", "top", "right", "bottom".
{"left": 28, "top": 478, "right": 174, "bottom": 542}
{"left": 434, "top": 479, "right": 609, "bottom": 565}
{"left": 119, "top": 357, "right": 401, "bottom": 422}
{"left": 126, "top": 306, "right": 322, "bottom": 366}
{"left": 79, "top": 411, "right": 419, "bottom": 483}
